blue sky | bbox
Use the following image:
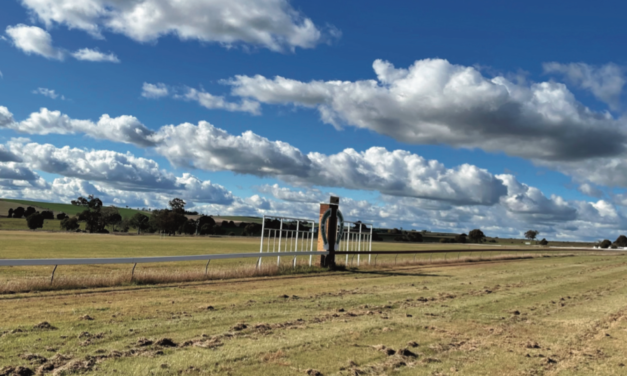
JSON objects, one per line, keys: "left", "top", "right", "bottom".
{"left": 1, "top": 0, "right": 627, "bottom": 241}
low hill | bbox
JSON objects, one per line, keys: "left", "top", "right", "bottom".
{"left": 0, "top": 199, "right": 150, "bottom": 219}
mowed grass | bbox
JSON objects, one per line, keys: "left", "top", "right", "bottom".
{"left": 0, "top": 231, "right": 580, "bottom": 292}
{"left": 1, "top": 254, "right": 626, "bottom": 375}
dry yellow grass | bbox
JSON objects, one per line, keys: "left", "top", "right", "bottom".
{"left": 1, "top": 253, "right": 626, "bottom": 375}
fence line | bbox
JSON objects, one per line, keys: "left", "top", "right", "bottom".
{"left": 0, "top": 251, "right": 328, "bottom": 267}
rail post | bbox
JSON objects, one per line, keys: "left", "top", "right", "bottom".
{"left": 205, "top": 260, "right": 211, "bottom": 276}
{"left": 368, "top": 226, "right": 373, "bottom": 265}
{"left": 258, "top": 215, "right": 266, "bottom": 268}
{"left": 277, "top": 219, "right": 283, "bottom": 266}
{"left": 50, "top": 265, "right": 58, "bottom": 284}
{"left": 131, "top": 263, "right": 137, "bottom": 280}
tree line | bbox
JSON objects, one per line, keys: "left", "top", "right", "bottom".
{"left": 7, "top": 196, "right": 262, "bottom": 236}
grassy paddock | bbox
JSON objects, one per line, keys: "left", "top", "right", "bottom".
{"left": 0, "top": 230, "right": 604, "bottom": 294}
{"left": 1, "top": 253, "right": 627, "bottom": 375}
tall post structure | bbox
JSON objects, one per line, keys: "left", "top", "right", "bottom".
{"left": 318, "top": 196, "right": 339, "bottom": 268}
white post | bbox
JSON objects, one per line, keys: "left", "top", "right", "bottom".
{"left": 358, "top": 224, "right": 362, "bottom": 266}
{"left": 277, "top": 219, "right": 283, "bottom": 266}
{"left": 369, "top": 225, "right": 373, "bottom": 265}
{"left": 346, "top": 223, "right": 351, "bottom": 265}
{"left": 309, "top": 221, "right": 315, "bottom": 267}
{"left": 258, "top": 215, "right": 266, "bottom": 267}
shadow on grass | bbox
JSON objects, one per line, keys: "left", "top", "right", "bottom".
{"left": 343, "top": 268, "right": 447, "bottom": 278}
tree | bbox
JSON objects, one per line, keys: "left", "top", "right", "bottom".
{"left": 7, "top": 208, "right": 13, "bottom": 218}
{"left": 56, "top": 213, "right": 68, "bottom": 220}
{"left": 454, "top": 233, "right": 467, "bottom": 243}
{"left": 71, "top": 196, "right": 89, "bottom": 206}
{"left": 179, "top": 219, "right": 197, "bottom": 235}
{"left": 26, "top": 212, "right": 44, "bottom": 230}
{"left": 41, "top": 211, "right": 54, "bottom": 220}
{"left": 524, "top": 230, "right": 539, "bottom": 243}
{"left": 614, "top": 235, "right": 627, "bottom": 247}
{"left": 407, "top": 231, "right": 423, "bottom": 242}
{"left": 468, "top": 229, "right": 486, "bottom": 243}
{"left": 60, "top": 217, "right": 80, "bottom": 231}
{"left": 129, "top": 213, "right": 150, "bottom": 234}
{"left": 24, "top": 207, "right": 36, "bottom": 218}
{"left": 600, "top": 239, "right": 612, "bottom": 249}
{"left": 76, "top": 196, "right": 106, "bottom": 233}
{"left": 118, "top": 218, "right": 131, "bottom": 233}
{"left": 102, "top": 207, "right": 122, "bottom": 232}
{"left": 169, "top": 198, "right": 186, "bottom": 213}
{"left": 150, "top": 209, "right": 187, "bottom": 236}
{"left": 243, "top": 223, "right": 262, "bottom": 236}
{"left": 539, "top": 238, "right": 549, "bottom": 246}
{"left": 12, "top": 207, "right": 25, "bottom": 218}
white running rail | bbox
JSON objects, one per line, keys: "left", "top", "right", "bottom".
{"left": 0, "top": 251, "right": 329, "bottom": 284}
{"left": 338, "top": 221, "right": 374, "bottom": 266}
{"left": 259, "top": 215, "right": 317, "bottom": 267}
{"left": 0, "top": 252, "right": 328, "bottom": 267}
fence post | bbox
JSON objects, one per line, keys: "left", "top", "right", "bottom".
{"left": 357, "top": 225, "right": 362, "bottom": 266}
{"left": 368, "top": 226, "right": 373, "bottom": 265}
{"left": 205, "top": 259, "right": 211, "bottom": 276}
{"left": 277, "top": 219, "right": 283, "bottom": 266}
{"left": 50, "top": 265, "right": 58, "bottom": 284}
{"left": 309, "top": 224, "right": 314, "bottom": 267}
{"left": 131, "top": 263, "right": 137, "bottom": 280}
{"left": 346, "top": 224, "right": 350, "bottom": 266}
{"left": 258, "top": 215, "right": 266, "bottom": 268}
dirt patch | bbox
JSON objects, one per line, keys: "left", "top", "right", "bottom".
{"left": 79, "top": 315, "right": 94, "bottom": 321}
{"left": 50, "top": 358, "right": 96, "bottom": 376}
{"left": 36, "top": 354, "right": 72, "bottom": 375}
{"left": 135, "top": 337, "right": 153, "bottom": 347}
{"left": 230, "top": 323, "right": 248, "bottom": 331}
{"left": 0, "top": 366, "right": 35, "bottom": 376}
{"left": 154, "top": 338, "right": 177, "bottom": 347}
{"left": 305, "top": 369, "right": 322, "bottom": 376}
{"left": 33, "top": 322, "right": 56, "bottom": 330}
{"left": 19, "top": 354, "right": 47, "bottom": 365}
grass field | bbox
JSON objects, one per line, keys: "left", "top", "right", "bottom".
{"left": 0, "top": 230, "right": 563, "bottom": 286}
{"left": 1, "top": 250, "right": 626, "bottom": 375}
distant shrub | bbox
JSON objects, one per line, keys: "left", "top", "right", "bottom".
{"left": 539, "top": 238, "right": 548, "bottom": 246}
{"left": 61, "top": 217, "right": 80, "bottom": 231}
{"left": 600, "top": 239, "right": 612, "bottom": 249}
{"left": 454, "top": 234, "right": 467, "bottom": 243}
{"left": 615, "top": 235, "right": 627, "bottom": 247}
{"left": 24, "top": 207, "right": 37, "bottom": 218}
{"left": 13, "top": 207, "right": 25, "bottom": 218}
{"left": 26, "top": 213, "right": 44, "bottom": 230}
{"left": 56, "top": 213, "right": 68, "bottom": 220}
{"left": 229, "top": 232, "right": 236, "bottom": 236}
{"left": 41, "top": 211, "right": 54, "bottom": 220}
{"left": 7, "top": 208, "right": 13, "bottom": 218}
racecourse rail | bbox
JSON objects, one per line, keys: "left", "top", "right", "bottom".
{"left": 0, "top": 247, "right": 598, "bottom": 268}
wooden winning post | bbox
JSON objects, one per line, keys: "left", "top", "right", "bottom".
{"left": 318, "top": 196, "right": 340, "bottom": 268}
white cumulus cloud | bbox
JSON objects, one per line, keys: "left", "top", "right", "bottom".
{"left": 20, "top": 0, "right": 330, "bottom": 51}
{"left": 71, "top": 48, "right": 119, "bottom": 62}
{"left": 543, "top": 62, "right": 625, "bottom": 110}
{"left": 141, "top": 83, "right": 169, "bottom": 99}
{"left": 226, "top": 58, "right": 627, "bottom": 164}
{"left": 5, "top": 24, "right": 64, "bottom": 60}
